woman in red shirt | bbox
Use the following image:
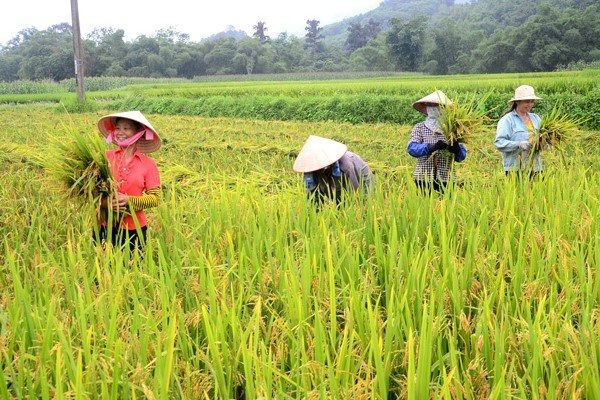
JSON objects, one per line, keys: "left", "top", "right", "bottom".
{"left": 95, "top": 111, "right": 161, "bottom": 252}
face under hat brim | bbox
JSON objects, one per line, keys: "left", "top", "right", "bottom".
{"left": 508, "top": 85, "right": 542, "bottom": 104}
{"left": 97, "top": 110, "right": 161, "bottom": 153}
{"left": 412, "top": 90, "right": 453, "bottom": 114}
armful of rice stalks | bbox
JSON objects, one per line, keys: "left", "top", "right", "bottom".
{"left": 438, "top": 93, "right": 492, "bottom": 146}
{"left": 531, "top": 107, "right": 586, "bottom": 153}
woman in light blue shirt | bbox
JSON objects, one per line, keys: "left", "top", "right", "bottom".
{"left": 494, "top": 85, "right": 543, "bottom": 175}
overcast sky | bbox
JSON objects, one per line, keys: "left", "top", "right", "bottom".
{"left": 0, "top": 0, "right": 382, "bottom": 45}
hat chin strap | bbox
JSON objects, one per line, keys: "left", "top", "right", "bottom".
{"left": 106, "top": 129, "right": 155, "bottom": 147}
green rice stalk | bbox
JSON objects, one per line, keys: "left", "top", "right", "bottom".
{"left": 532, "top": 106, "right": 585, "bottom": 152}
{"left": 438, "top": 93, "right": 491, "bottom": 145}
{"left": 43, "top": 128, "right": 115, "bottom": 211}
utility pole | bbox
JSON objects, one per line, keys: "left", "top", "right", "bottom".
{"left": 70, "top": 0, "right": 85, "bottom": 101}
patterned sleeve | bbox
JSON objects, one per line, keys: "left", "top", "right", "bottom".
{"left": 129, "top": 156, "right": 161, "bottom": 211}
{"left": 128, "top": 188, "right": 161, "bottom": 211}
{"left": 407, "top": 123, "right": 431, "bottom": 158}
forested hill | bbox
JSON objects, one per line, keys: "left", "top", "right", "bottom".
{"left": 322, "top": 0, "right": 595, "bottom": 44}
{"left": 433, "top": 0, "right": 598, "bottom": 28}
{"left": 323, "top": 0, "right": 599, "bottom": 74}
{"left": 322, "top": 0, "right": 469, "bottom": 41}
{"left": 0, "top": 0, "right": 597, "bottom": 81}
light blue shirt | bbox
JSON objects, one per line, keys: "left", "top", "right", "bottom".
{"left": 494, "top": 110, "right": 543, "bottom": 172}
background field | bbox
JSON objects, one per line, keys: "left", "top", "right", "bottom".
{"left": 1, "top": 69, "right": 599, "bottom": 129}
{"left": 0, "top": 72, "right": 598, "bottom": 399}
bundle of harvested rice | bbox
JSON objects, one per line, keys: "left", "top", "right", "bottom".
{"left": 531, "top": 106, "right": 584, "bottom": 152}
{"left": 437, "top": 94, "right": 490, "bottom": 145}
{"left": 43, "top": 128, "right": 115, "bottom": 206}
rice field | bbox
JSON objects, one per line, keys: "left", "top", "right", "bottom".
{"left": 0, "top": 77, "right": 598, "bottom": 399}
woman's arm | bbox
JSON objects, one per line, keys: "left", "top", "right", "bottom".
{"left": 127, "top": 188, "right": 161, "bottom": 210}
{"left": 494, "top": 115, "right": 520, "bottom": 152}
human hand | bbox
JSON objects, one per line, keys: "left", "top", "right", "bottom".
{"left": 429, "top": 140, "right": 448, "bottom": 153}
{"left": 111, "top": 193, "right": 129, "bottom": 211}
{"left": 518, "top": 141, "right": 532, "bottom": 151}
{"left": 449, "top": 140, "right": 462, "bottom": 155}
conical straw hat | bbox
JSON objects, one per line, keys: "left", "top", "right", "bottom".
{"left": 412, "top": 90, "right": 453, "bottom": 114}
{"left": 293, "top": 135, "right": 347, "bottom": 173}
{"left": 97, "top": 110, "right": 161, "bottom": 153}
{"left": 508, "top": 85, "right": 542, "bottom": 104}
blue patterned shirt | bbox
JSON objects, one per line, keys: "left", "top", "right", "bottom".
{"left": 407, "top": 122, "right": 467, "bottom": 182}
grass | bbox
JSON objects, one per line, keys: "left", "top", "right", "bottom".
{"left": 0, "top": 100, "right": 598, "bottom": 399}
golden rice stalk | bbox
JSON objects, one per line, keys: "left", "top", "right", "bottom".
{"left": 43, "top": 128, "right": 115, "bottom": 206}
{"left": 438, "top": 93, "right": 491, "bottom": 145}
{"left": 0, "top": 143, "right": 41, "bottom": 166}
{"left": 531, "top": 106, "right": 585, "bottom": 152}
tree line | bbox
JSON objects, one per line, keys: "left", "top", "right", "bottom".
{"left": 0, "top": 0, "right": 598, "bottom": 81}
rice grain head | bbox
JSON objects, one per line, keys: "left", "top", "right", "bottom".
{"left": 532, "top": 106, "right": 586, "bottom": 152}
{"left": 438, "top": 93, "right": 491, "bottom": 145}
{"left": 43, "top": 127, "right": 115, "bottom": 206}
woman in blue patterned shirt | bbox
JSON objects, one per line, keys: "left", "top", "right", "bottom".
{"left": 407, "top": 90, "right": 467, "bottom": 194}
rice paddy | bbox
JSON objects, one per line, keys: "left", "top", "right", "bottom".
{"left": 0, "top": 74, "right": 598, "bottom": 399}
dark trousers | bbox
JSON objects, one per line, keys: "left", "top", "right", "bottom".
{"left": 414, "top": 179, "right": 447, "bottom": 194}
{"left": 93, "top": 225, "right": 147, "bottom": 253}
{"left": 505, "top": 170, "right": 542, "bottom": 180}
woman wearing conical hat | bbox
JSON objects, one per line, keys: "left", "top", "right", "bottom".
{"left": 494, "top": 85, "right": 543, "bottom": 177}
{"left": 293, "top": 135, "right": 374, "bottom": 206}
{"left": 95, "top": 110, "right": 162, "bottom": 252}
{"left": 407, "top": 90, "right": 467, "bottom": 194}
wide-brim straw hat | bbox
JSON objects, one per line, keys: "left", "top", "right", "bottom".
{"left": 293, "top": 135, "right": 348, "bottom": 173}
{"left": 508, "top": 85, "right": 542, "bottom": 105}
{"left": 412, "top": 90, "right": 453, "bottom": 114}
{"left": 97, "top": 110, "right": 161, "bottom": 153}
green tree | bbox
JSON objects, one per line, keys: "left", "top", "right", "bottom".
{"left": 386, "top": 16, "right": 427, "bottom": 71}
{"left": 514, "top": 4, "right": 600, "bottom": 71}
{"left": 252, "top": 22, "right": 270, "bottom": 44}
{"left": 172, "top": 42, "right": 207, "bottom": 78}
{"left": 17, "top": 24, "right": 74, "bottom": 81}
{"left": 235, "top": 38, "right": 273, "bottom": 74}
{"left": 364, "top": 19, "right": 382, "bottom": 40}
{"left": 0, "top": 30, "right": 30, "bottom": 81}
{"left": 204, "top": 37, "right": 238, "bottom": 75}
{"left": 471, "top": 27, "right": 519, "bottom": 73}
{"left": 84, "top": 28, "right": 127, "bottom": 77}
{"left": 345, "top": 20, "right": 380, "bottom": 54}
{"left": 349, "top": 36, "right": 393, "bottom": 71}
{"left": 426, "top": 20, "right": 462, "bottom": 74}
{"left": 304, "top": 19, "right": 324, "bottom": 56}
{"left": 345, "top": 22, "right": 367, "bottom": 53}
{"left": 154, "top": 27, "right": 190, "bottom": 44}
{"left": 269, "top": 33, "right": 305, "bottom": 72}
{"left": 0, "top": 52, "right": 21, "bottom": 81}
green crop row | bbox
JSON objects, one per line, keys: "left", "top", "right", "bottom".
{"left": 1, "top": 70, "right": 597, "bottom": 129}
{"left": 104, "top": 89, "right": 600, "bottom": 129}
{"left": 0, "top": 109, "right": 598, "bottom": 399}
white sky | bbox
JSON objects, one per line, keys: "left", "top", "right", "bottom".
{"left": 0, "top": 0, "right": 382, "bottom": 45}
